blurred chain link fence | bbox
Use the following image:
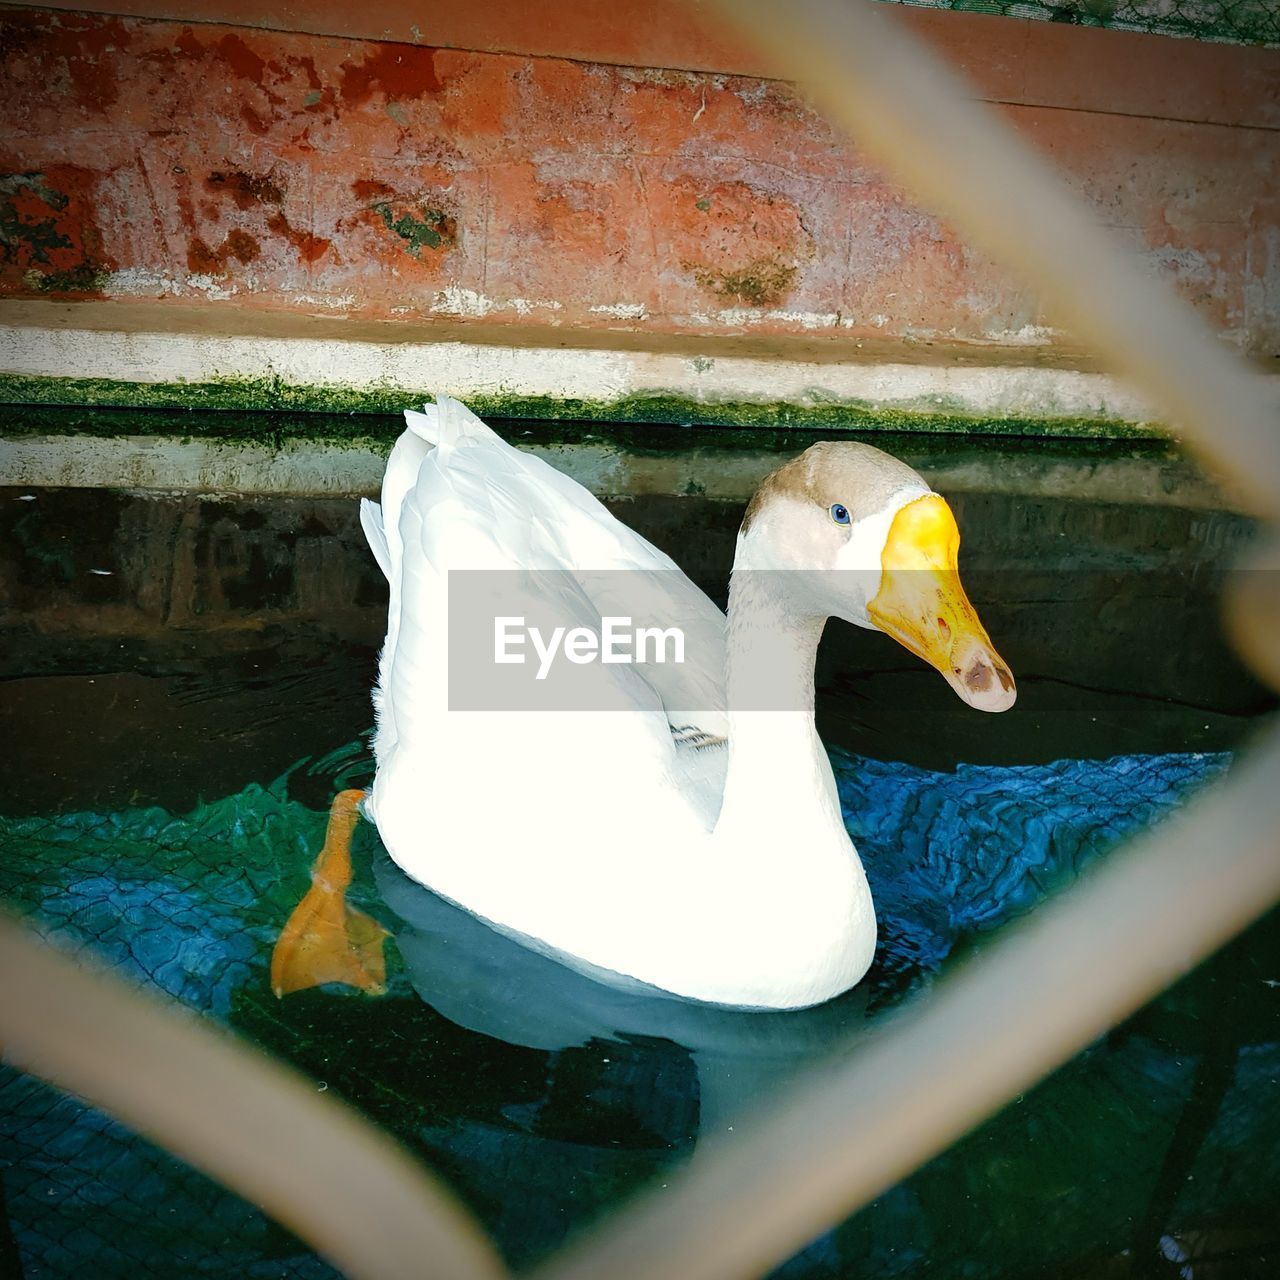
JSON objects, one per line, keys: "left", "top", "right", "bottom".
{"left": 2, "top": 0, "right": 1279, "bottom": 1271}
{"left": 881, "top": 0, "right": 1280, "bottom": 45}
{"left": 0, "top": 780, "right": 349, "bottom": 1279}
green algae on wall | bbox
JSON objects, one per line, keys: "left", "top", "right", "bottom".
{"left": 0, "top": 372, "right": 1163, "bottom": 441}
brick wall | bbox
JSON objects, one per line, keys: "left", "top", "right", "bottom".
{"left": 1, "top": 3, "right": 1277, "bottom": 357}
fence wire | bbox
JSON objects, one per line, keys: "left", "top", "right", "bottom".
{"left": 0, "top": 764, "right": 507, "bottom": 1280}
{"left": 881, "top": 0, "right": 1280, "bottom": 46}
{"left": 2, "top": 0, "right": 1279, "bottom": 1276}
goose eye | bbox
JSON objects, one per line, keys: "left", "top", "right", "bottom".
{"left": 830, "top": 503, "right": 851, "bottom": 526}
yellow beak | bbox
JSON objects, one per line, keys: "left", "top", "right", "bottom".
{"left": 867, "top": 495, "right": 1016, "bottom": 713}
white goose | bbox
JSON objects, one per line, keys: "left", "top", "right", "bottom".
{"left": 274, "top": 396, "right": 1015, "bottom": 1011}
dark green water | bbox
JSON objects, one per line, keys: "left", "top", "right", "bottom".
{"left": 0, "top": 449, "right": 1277, "bottom": 1279}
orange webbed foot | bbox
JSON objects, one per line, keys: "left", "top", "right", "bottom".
{"left": 271, "top": 789, "right": 390, "bottom": 998}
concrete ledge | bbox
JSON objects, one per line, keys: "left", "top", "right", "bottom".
{"left": 0, "top": 316, "right": 1201, "bottom": 437}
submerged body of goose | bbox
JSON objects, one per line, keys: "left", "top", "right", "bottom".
{"left": 276, "top": 396, "right": 1015, "bottom": 1011}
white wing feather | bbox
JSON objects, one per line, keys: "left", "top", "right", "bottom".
{"left": 363, "top": 396, "right": 727, "bottom": 766}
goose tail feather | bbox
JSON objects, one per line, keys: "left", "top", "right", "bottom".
{"left": 359, "top": 498, "right": 391, "bottom": 581}
{"left": 404, "top": 394, "right": 503, "bottom": 450}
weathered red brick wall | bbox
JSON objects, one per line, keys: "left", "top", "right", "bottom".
{"left": 1, "top": 4, "right": 1277, "bottom": 354}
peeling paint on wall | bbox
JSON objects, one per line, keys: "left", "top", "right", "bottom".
{"left": 349, "top": 179, "right": 457, "bottom": 263}
{"left": 0, "top": 168, "right": 116, "bottom": 295}
{"left": 372, "top": 203, "right": 455, "bottom": 256}
{"left": 0, "top": 7, "right": 1275, "bottom": 352}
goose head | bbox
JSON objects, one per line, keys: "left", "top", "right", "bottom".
{"left": 737, "top": 441, "right": 1016, "bottom": 713}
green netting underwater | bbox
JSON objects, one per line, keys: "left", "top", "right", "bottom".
{"left": 1, "top": 744, "right": 1277, "bottom": 1278}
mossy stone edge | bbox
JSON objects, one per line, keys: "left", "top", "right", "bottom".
{"left": 0, "top": 372, "right": 1165, "bottom": 443}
